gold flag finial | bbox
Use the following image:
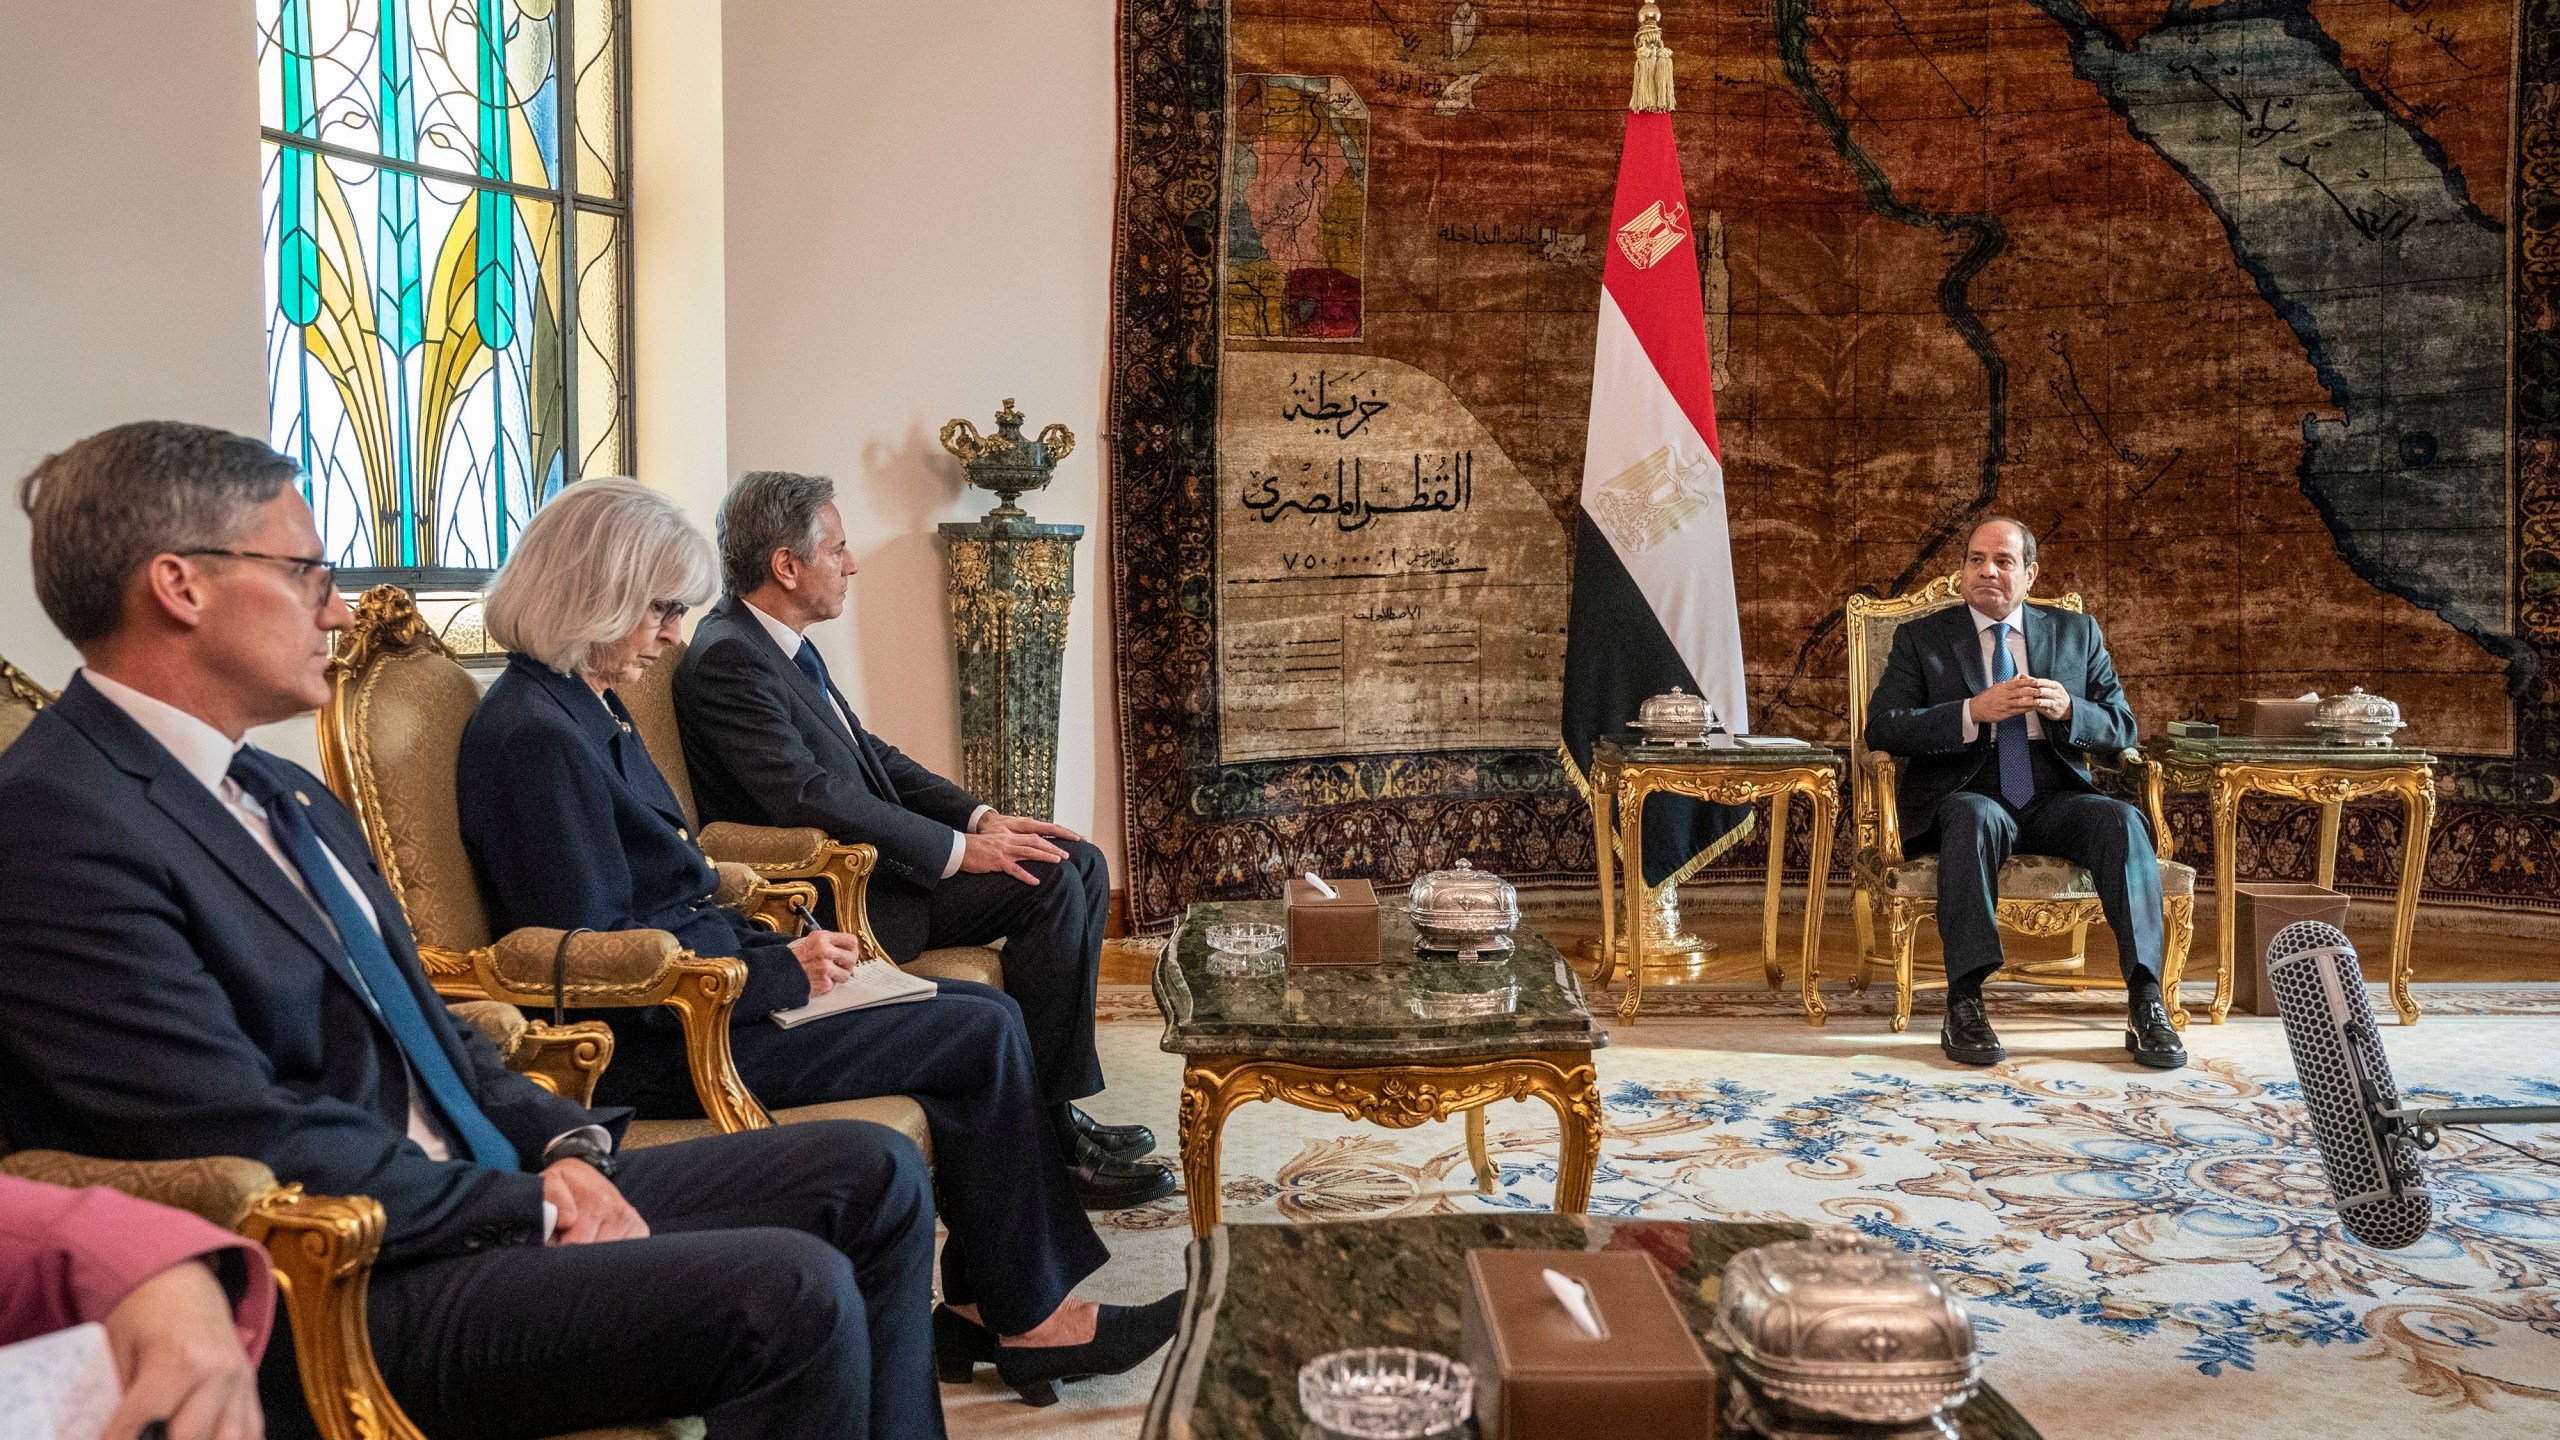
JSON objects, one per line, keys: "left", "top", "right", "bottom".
{"left": 1631, "top": 2, "right": 1675, "bottom": 113}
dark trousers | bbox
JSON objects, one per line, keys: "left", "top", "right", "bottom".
{"left": 260, "top": 1122, "right": 940, "bottom": 1440}
{"left": 726, "top": 978, "right": 1109, "bottom": 1334}
{"left": 1917, "top": 790, "right": 2165, "bottom": 987}
{"left": 922, "top": 837, "right": 1109, "bottom": 1112}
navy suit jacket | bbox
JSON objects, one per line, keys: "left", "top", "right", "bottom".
{"left": 672, "top": 596, "right": 980, "bottom": 962}
{"left": 0, "top": 678, "right": 606, "bottom": 1265}
{"left": 457, "top": 656, "right": 812, "bottom": 1099}
{"left": 1862, "top": 601, "right": 2141, "bottom": 838}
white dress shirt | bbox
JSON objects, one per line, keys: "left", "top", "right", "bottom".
{"left": 1959, "top": 605, "right": 2047, "bottom": 742}
{"left": 740, "top": 600, "right": 985, "bottom": 878}
{"left": 84, "top": 671, "right": 594, "bottom": 1229}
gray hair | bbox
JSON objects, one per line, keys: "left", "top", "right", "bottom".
{"left": 1969, "top": 513, "right": 2038, "bottom": 566}
{"left": 17, "top": 421, "right": 300, "bottom": 647}
{"left": 484, "top": 479, "right": 717, "bottom": 676}
{"left": 717, "top": 470, "right": 835, "bottom": 597}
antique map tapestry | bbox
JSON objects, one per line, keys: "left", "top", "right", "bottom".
{"left": 1109, "top": 0, "right": 2560, "bottom": 927}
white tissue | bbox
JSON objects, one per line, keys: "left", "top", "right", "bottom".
{"left": 1303, "top": 871, "right": 1339, "bottom": 900}
{"left": 1541, "top": 1267, "right": 1607, "bottom": 1340}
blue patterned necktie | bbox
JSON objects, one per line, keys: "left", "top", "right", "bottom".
{"left": 226, "top": 750, "right": 519, "bottom": 1170}
{"left": 1988, "top": 621, "right": 2036, "bottom": 809}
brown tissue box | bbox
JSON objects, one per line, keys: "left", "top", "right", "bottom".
{"left": 1284, "top": 877, "right": 1379, "bottom": 967}
{"left": 2240, "top": 698, "right": 2321, "bottom": 738}
{"left": 2232, "top": 882, "right": 2350, "bottom": 1017}
{"left": 1459, "top": 1250, "right": 1718, "bottom": 1440}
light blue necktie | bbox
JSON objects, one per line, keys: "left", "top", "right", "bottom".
{"left": 228, "top": 750, "right": 520, "bottom": 1170}
{"left": 1988, "top": 621, "right": 2036, "bottom": 809}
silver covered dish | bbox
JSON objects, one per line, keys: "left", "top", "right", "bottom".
{"left": 2308, "top": 685, "right": 2405, "bottom": 746}
{"left": 1714, "top": 1229, "right": 1979, "bottom": 1438}
{"left": 1633, "top": 685, "right": 1716, "bottom": 742}
{"left": 1406, "top": 859, "right": 1519, "bottom": 954}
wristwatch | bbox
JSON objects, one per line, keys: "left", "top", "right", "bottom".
{"left": 541, "top": 1133, "right": 620, "bottom": 1180}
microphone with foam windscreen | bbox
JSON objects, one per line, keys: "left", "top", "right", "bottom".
{"left": 2268, "top": 920, "right": 2560, "bottom": 1250}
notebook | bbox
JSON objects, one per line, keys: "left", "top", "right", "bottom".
{"left": 0, "top": 1322, "right": 118, "bottom": 1440}
{"left": 770, "top": 959, "right": 939, "bottom": 1028}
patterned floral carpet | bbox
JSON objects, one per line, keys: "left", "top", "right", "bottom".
{"left": 943, "top": 986, "right": 2560, "bottom": 1439}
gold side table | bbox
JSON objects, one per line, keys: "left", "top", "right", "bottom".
{"left": 2150, "top": 739, "right": 2437, "bottom": 1025}
{"left": 1589, "top": 737, "right": 1842, "bottom": 1026}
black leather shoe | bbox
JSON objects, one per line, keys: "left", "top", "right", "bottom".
{"left": 2126, "top": 989, "right": 2188, "bottom": 1069}
{"left": 1940, "top": 994, "right": 2005, "bottom": 1066}
{"left": 1070, "top": 1134, "right": 1177, "bottom": 1210}
{"left": 992, "top": 1291, "right": 1186, "bottom": 1406}
{"left": 1071, "top": 1103, "right": 1156, "bottom": 1161}
{"left": 934, "top": 1304, "right": 998, "bottom": 1384}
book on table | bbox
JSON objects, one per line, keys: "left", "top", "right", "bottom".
{"left": 771, "top": 960, "right": 938, "bottom": 1028}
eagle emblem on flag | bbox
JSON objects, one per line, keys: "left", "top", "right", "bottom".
{"left": 1613, "top": 198, "right": 1691, "bottom": 270}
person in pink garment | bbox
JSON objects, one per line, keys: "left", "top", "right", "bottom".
{"left": 1, "top": 1173, "right": 273, "bottom": 1440}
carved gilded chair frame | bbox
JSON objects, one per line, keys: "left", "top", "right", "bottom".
{"left": 319, "top": 587, "right": 780, "bottom": 1133}
{"left": 1843, "top": 575, "right": 2195, "bottom": 1032}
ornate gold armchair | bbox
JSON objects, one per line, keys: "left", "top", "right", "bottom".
{"left": 1844, "top": 574, "right": 2196, "bottom": 1032}
{"left": 318, "top": 588, "right": 932, "bottom": 1155}
{"left": 620, "top": 639, "right": 1004, "bottom": 988}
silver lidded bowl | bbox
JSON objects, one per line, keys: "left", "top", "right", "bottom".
{"left": 1634, "top": 685, "right": 1716, "bottom": 743}
{"left": 2308, "top": 686, "right": 2405, "bottom": 746}
{"left": 1407, "top": 859, "right": 1519, "bottom": 954}
{"left": 1714, "top": 1229, "right": 1979, "bottom": 1438}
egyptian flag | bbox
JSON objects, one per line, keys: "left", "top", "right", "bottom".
{"left": 1560, "top": 102, "right": 1752, "bottom": 887}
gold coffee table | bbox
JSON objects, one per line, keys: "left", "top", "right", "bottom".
{"left": 1587, "top": 736, "right": 1842, "bottom": 1025}
{"left": 1155, "top": 900, "right": 1606, "bottom": 1237}
{"left": 2151, "top": 739, "right": 2437, "bottom": 1025}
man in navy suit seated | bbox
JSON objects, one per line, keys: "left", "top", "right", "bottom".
{"left": 671, "top": 470, "right": 1165, "bottom": 1208}
{"left": 1864, "top": 516, "right": 2185, "bottom": 1072}
{"left": 0, "top": 422, "right": 944, "bottom": 1439}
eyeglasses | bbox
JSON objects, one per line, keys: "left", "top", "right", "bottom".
{"left": 649, "top": 599, "right": 690, "bottom": 626}
{"left": 178, "top": 548, "right": 339, "bottom": 599}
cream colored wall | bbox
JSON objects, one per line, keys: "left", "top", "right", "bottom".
{"left": 714, "top": 1, "right": 1126, "bottom": 874}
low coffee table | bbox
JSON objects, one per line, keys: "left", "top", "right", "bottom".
{"left": 1140, "top": 1214, "right": 2043, "bottom": 1439}
{"left": 1157, "top": 901, "right": 1607, "bottom": 1237}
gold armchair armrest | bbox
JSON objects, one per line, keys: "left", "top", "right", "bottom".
{"left": 2087, "top": 745, "right": 2174, "bottom": 861}
{"left": 446, "top": 998, "right": 616, "bottom": 1108}
{"left": 713, "top": 863, "right": 816, "bottom": 935}
{"left": 699, "top": 824, "right": 893, "bottom": 963}
{"left": 1, "top": 1151, "right": 425, "bottom": 1440}
{"left": 421, "top": 932, "right": 772, "bottom": 1134}
{"left": 1859, "top": 749, "right": 1904, "bottom": 867}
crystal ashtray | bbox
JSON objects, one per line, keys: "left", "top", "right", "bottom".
{"left": 1297, "top": 1347, "right": 1473, "bottom": 1439}
{"left": 1204, "top": 921, "right": 1285, "bottom": 977}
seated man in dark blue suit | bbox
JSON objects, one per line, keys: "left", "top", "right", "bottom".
{"left": 670, "top": 470, "right": 1164, "bottom": 1207}
{"left": 0, "top": 421, "right": 942, "bottom": 1439}
{"left": 1864, "top": 516, "right": 2184, "bottom": 1071}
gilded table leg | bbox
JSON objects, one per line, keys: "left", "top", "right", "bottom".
{"left": 1532, "top": 1054, "right": 1604, "bottom": 1214}
{"left": 1465, "top": 1107, "right": 1495, "bottom": 1194}
{"left": 2389, "top": 777, "right": 2434, "bottom": 1026}
{"left": 1590, "top": 766, "right": 1620, "bottom": 990}
{"left": 1178, "top": 1061, "right": 1237, "bottom": 1238}
{"left": 1616, "top": 784, "right": 1653, "bottom": 1025}
{"left": 1762, "top": 790, "right": 1790, "bottom": 991}
{"left": 2210, "top": 774, "right": 2242, "bottom": 1025}
{"left": 1797, "top": 778, "right": 1835, "bottom": 1027}
{"left": 2315, "top": 799, "right": 2344, "bottom": 891}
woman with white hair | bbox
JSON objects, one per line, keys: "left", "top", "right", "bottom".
{"left": 455, "top": 480, "right": 1179, "bottom": 1405}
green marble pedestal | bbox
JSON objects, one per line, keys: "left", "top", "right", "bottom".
{"left": 936, "top": 517, "right": 1082, "bottom": 821}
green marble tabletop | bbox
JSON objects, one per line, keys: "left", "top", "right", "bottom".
{"left": 1139, "top": 1214, "right": 2042, "bottom": 1440}
{"left": 2152, "top": 737, "right": 2434, "bottom": 767}
{"left": 1156, "top": 901, "right": 1608, "bottom": 1062}
{"left": 1593, "top": 733, "right": 1841, "bottom": 766}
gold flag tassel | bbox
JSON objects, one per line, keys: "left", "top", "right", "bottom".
{"left": 1631, "top": 1, "right": 1676, "bottom": 113}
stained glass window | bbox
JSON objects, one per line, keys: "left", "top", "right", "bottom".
{"left": 258, "top": 0, "right": 630, "bottom": 587}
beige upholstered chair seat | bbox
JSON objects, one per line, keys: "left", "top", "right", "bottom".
{"left": 905, "top": 945, "right": 1005, "bottom": 987}
{"left": 1881, "top": 853, "right": 2196, "bottom": 900}
{"left": 624, "top": 1097, "right": 931, "bottom": 1160}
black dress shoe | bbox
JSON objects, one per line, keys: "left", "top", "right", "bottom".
{"left": 1940, "top": 994, "right": 2005, "bottom": 1066}
{"left": 2126, "top": 989, "right": 2188, "bottom": 1069}
{"left": 1071, "top": 1103, "right": 1157, "bottom": 1161}
{"left": 933, "top": 1304, "right": 998, "bottom": 1384}
{"left": 992, "top": 1291, "right": 1186, "bottom": 1406}
{"left": 1070, "top": 1134, "right": 1177, "bottom": 1210}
